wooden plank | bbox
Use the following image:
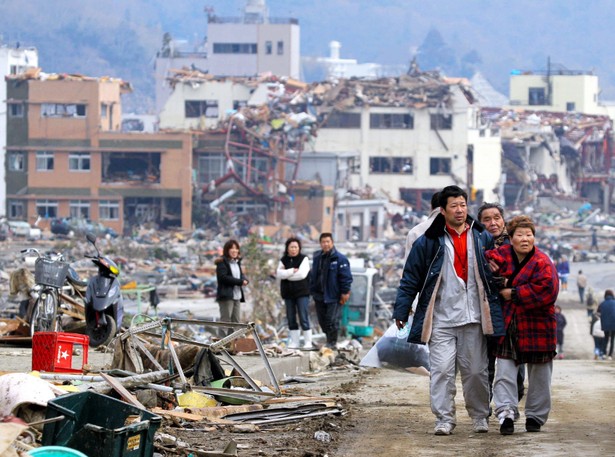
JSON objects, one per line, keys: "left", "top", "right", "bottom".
{"left": 151, "top": 407, "right": 204, "bottom": 421}
{"left": 99, "top": 372, "right": 147, "bottom": 410}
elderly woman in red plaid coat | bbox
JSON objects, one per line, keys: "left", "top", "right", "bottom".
{"left": 485, "top": 215, "right": 559, "bottom": 436}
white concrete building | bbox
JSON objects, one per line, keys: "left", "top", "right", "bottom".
{"left": 313, "top": 82, "right": 501, "bottom": 209}
{"left": 0, "top": 45, "right": 38, "bottom": 217}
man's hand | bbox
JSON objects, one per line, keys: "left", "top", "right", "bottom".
{"left": 499, "top": 288, "right": 513, "bottom": 301}
{"left": 488, "top": 259, "right": 499, "bottom": 273}
{"left": 339, "top": 292, "right": 351, "bottom": 305}
{"left": 395, "top": 319, "right": 406, "bottom": 330}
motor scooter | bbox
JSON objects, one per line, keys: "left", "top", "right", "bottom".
{"left": 85, "top": 232, "right": 123, "bottom": 347}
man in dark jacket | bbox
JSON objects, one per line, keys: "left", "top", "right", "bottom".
{"left": 309, "top": 233, "right": 353, "bottom": 348}
{"left": 598, "top": 289, "right": 615, "bottom": 359}
{"left": 394, "top": 186, "right": 504, "bottom": 436}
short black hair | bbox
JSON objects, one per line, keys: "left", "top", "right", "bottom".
{"left": 438, "top": 186, "right": 467, "bottom": 209}
{"left": 284, "top": 237, "right": 302, "bottom": 255}
{"left": 319, "top": 232, "right": 333, "bottom": 242}
{"left": 477, "top": 202, "right": 504, "bottom": 222}
{"left": 430, "top": 192, "right": 440, "bottom": 210}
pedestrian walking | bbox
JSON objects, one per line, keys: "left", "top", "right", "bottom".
{"left": 309, "top": 233, "right": 353, "bottom": 349}
{"left": 485, "top": 215, "right": 559, "bottom": 435}
{"left": 478, "top": 202, "right": 525, "bottom": 403}
{"left": 586, "top": 287, "right": 598, "bottom": 318}
{"left": 576, "top": 270, "right": 587, "bottom": 305}
{"left": 555, "top": 305, "right": 567, "bottom": 359}
{"left": 590, "top": 228, "right": 599, "bottom": 252}
{"left": 276, "top": 237, "right": 312, "bottom": 349}
{"left": 394, "top": 185, "right": 505, "bottom": 436}
{"left": 597, "top": 289, "right": 615, "bottom": 360}
{"left": 215, "top": 239, "right": 249, "bottom": 336}
{"left": 590, "top": 313, "right": 606, "bottom": 360}
{"left": 556, "top": 257, "right": 570, "bottom": 291}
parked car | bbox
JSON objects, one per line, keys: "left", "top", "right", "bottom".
{"left": 50, "top": 218, "right": 118, "bottom": 238}
{"left": 7, "top": 220, "right": 42, "bottom": 240}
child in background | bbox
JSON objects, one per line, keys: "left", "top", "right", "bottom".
{"left": 555, "top": 305, "right": 567, "bottom": 359}
{"left": 591, "top": 313, "right": 606, "bottom": 360}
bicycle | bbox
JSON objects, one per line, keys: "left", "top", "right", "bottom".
{"left": 22, "top": 248, "right": 70, "bottom": 336}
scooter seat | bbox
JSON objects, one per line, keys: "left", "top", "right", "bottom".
{"left": 66, "top": 266, "right": 88, "bottom": 288}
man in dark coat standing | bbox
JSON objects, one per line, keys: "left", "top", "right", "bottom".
{"left": 309, "top": 233, "right": 353, "bottom": 349}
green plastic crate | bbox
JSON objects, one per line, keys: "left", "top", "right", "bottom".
{"left": 42, "top": 391, "right": 161, "bottom": 457}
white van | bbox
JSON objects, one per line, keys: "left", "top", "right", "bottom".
{"left": 8, "top": 221, "right": 42, "bottom": 240}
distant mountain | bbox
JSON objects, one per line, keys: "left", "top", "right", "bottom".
{"left": 3, "top": 0, "right": 615, "bottom": 111}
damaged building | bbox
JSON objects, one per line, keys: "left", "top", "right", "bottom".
{"left": 5, "top": 70, "right": 194, "bottom": 234}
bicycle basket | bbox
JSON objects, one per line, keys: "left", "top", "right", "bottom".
{"left": 35, "top": 258, "right": 69, "bottom": 288}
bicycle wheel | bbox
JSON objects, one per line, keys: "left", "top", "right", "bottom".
{"left": 30, "top": 292, "right": 60, "bottom": 335}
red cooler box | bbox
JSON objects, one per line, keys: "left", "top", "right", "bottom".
{"left": 32, "top": 332, "right": 89, "bottom": 373}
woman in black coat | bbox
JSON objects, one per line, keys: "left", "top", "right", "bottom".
{"left": 215, "top": 239, "right": 248, "bottom": 336}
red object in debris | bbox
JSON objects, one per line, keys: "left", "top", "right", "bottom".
{"left": 32, "top": 332, "right": 89, "bottom": 373}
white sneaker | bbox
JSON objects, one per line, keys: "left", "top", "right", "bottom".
{"left": 472, "top": 418, "right": 489, "bottom": 433}
{"left": 434, "top": 423, "right": 454, "bottom": 435}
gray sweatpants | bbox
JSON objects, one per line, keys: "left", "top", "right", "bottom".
{"left": 494, "top": 358, "right": 553, "bottom": 425}
{"left": 429, "top": 323, "right": 489, "bottom": 426}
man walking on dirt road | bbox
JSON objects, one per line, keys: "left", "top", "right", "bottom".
{"left": 394, "top": 185, "right": 505, "bottom": 435}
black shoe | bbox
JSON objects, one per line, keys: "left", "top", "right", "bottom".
{"left": 525, "top": 417, "right": 541, "bottom": 432}
{"left": 500, "top": 418, "right": 514, "bottom": 435}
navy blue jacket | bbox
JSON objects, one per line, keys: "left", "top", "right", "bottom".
{"left": 309, "top": 248, "right": 353, "bottom": 303}
{"left": 393, "top": 214, "right": 505, "bottom": 344}
{"left": 598, "top": 296, "right": 615, "bottom": 332}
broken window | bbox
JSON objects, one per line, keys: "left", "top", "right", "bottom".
{"left": 528, "top": 88, "right": 546, "bottom": 105}
{"left": 101, "top": 152, "right": 161, "bottom": 183}
{"left": 265, "top": 41, "right": 272, "bottom": 55}
{"left": 99, "top": 200, "right": 120, "bottom": 220}
{"left": 370, "top": 113, "right": 414, "bottom": 129}
{"left": 8, "top": 200, "right": 24, "bottom": 219}
{"left": 69, "top": 152, "right": 91, "bottom": 172}
{"left": 8, "top": 102, "right": 24, "bottom": 118}
{"left": 430, "top": 157, "right": 451, "bottom": 175}
{"left": 277, "top": 41, "right": 284, "bottom": 55}
{"left": 321, "top": 112, "right": 361, "bottom": 128}
{"left": 70, "top": 200, "right": 90, "bottom": 219}
{"left": 430, "top": 114, "right": 452, "bottom": 130}
{"left": 185, "top": 100, "right": 219, "bottom": 118}
{"left": 36, "top": 199, "right": 58, "bottom": 218}
{"left": 213, "top": 43, "right": 257, "bottom": 54}
{"left": 36, "top": 151, "right": 54, "bottom": 171}
{"left": 41, "top": 103, "right": 87, "bottom": 117}
{"left": 8, "top": 152, "right": 25, "bottom": 171}
{"left": 198, "top": 154, "right": 225, "bottom": 183}
{"left": 369, "top": 157, "right": 413, "bottom": 174}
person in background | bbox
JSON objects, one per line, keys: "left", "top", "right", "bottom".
{"left": 590, "top": 312, "right": 606, "bottom": 360}
{"left": 556, "top": 257, "right": 570, "bottom": 291}
{"left": 586, "top": 287, "right": 598, "bottom": 319}
{"left": 394, "top": 186, "right": 505, "bottom": 436}
{"left": 309, "top": 233, "right": 353, "bottom": 349}
{"left": 576, "top": 270, "right": 587, "bottom": 305}
{"left": 276, "top": 237, "right": 312, "bottom": 349}
{"left": 597, "top": 289, "right": 615, "bottom": 360}
{"left": 485, "top": 215, "right": 559, "bottom": 435}
{"left": 215, "top": 239, "right": 249, "bottom": 336}
{"left": 554, "top": 305, "right": 567, "bottom": 359}
{"left": 404, "top": 192, "right": 440, "bottom": 262}
{"left": 590, "top": 228, "right": 599, "bottom": 252}
{"left": 478, "top": 202, "right": 526, "bottom": 403}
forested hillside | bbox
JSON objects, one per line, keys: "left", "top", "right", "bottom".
{"left": 2, "top": 0, "right": 614, "bottom": 112}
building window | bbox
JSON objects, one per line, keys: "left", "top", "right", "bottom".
{"left": 566, "top": 102, "right": 575, "bottom": 112}
{"left": 99, "top": 200, "right": 120, "bottom": 220}
{"left": 8, "top": 200, "right": 25, "bottom": 219}
{"left": 370, "top": 113, "right": 414, "bottom": 129}
{"left": 430, "top": 114, "right": 453, "bottom": 130}
{"left": 8, "top": 103, "right": 24, "bottom": 118}
{"left": 101, "top": 103, "right": 108, "bottom": 118}
{"left": 528, "top": 87, "right": 546, "bottom": 105}
{"left": 8, "top": 152, "right": 25, "bottom": 171}
{"left": 212, "top": 43, "right": 257, "bottom": 54}
{"left": 41, "top": 103, "right": 87, "bottom": 117}
{"left": 430, "top": 157, "right": 451, "bottom": 175}
{"left": 265, "top": 41, "right": 272, "bottom": 55}
{"left": 36, "top": 151, "right": 54, "bottom": 171}
{"left": 198, "top": 154, "right": 225, "bottom": 183}
{"left": 69, "top": 152, "right": 91, "bottom": 171}
{"left": 277, "top": 41, "right": 284, "bottom": 55}
{"left": 36, "top": 199, "right": 58, "bottom": 218}
{"left": 70, "top": 200, "right": 90, "bottom": 219}
{"left": 321, "top": 112, "right": 361, "bottom": 128}
{"left": 369, "top": 157, "right": 413, "bottom": 174}
{"left": 185, "top": 100, "right": 219, "bottom": 118}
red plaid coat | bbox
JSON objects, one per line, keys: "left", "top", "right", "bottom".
{"left": 485, "top": 245, "right": 559, "bottom": 353}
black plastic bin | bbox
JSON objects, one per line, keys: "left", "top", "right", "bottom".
{"left": 42, "top": 391, "right": 161, "bottom": 457}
